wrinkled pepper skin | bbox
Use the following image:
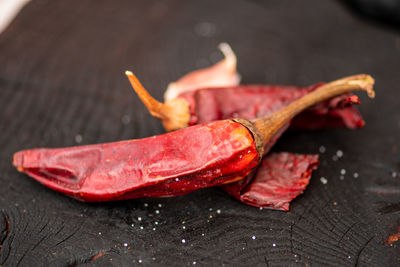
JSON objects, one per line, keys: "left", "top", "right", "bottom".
{"left": 13, "top": 120, "right": 259, "bottom": 202}
{"left": 179, "top": 83, "right": 364, "bottom": 130}
{"left": 222, "top": 153, "right": 319, "bottom": 211}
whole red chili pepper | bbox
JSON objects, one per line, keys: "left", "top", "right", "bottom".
{"left": 13, "top": 74, "right": 374, "bottom": 202}
{"left": 141, "top": 43, "right": 364, "bottom": 132}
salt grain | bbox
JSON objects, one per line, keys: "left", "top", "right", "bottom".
{"left": 182, "top": 239, "right": 186, "bottom": 243}
{"left": 332, "top": 155, "right": 338, "bottom": 161}
{"left": 124, "top": 243, "right": 128, "bottom": 247}
{"left": 320, "top": 177, "right": 328, "bottom": 184}
{"left": 272, "top": 243, "right": 276, "bottom": 247}
{"left": 336, "top": 150, "right": 344, "bottom": 158}
{"left": 392, "top": 172, "right": 397, "bottom": 178}
{"left": 340, "top": 169, "right": 346, "bottom": 175}
{"left": 138, "top": 217, "right": 142, "bottom": 221}
{"left": 319, "top": 146, "right": 326, "bottom": 153}
{"left": 74, "top": 134, "right": 82, "bottom": 143}
{"left": 216, "top": 209, "right": 221, "bottom": 214}
{"left": 138, "top": 259, "right": 142, "bottom": 263}
{"left": 340, "top": 176, "right": 344, "bottom": 180}
{"left": 353, "top": 172, "right": 359, "bottom": 178}
{"left": 193, "top": 261, "right": 197, "bottom": 265}
{"left": 155, "top": 210, "right": 160, "bottom": 214}
{"left": 252, "top": 236, "right": 256, "bottom": 240}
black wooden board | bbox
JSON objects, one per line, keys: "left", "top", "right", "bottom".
{"left": 0, "top": 0, "right": 399, "bottom": 266}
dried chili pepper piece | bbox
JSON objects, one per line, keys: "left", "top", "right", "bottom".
{"left": 13, "top": 120, "right": 259, "bottom": 201}
{"left": 131, "top": 44, "right": 364, "bottom": 132}
{"left": 13, "top": 74, "right": 374, "bottom": 202}
{"left": 222, "top": 153, "right": 319, "bottom": 211}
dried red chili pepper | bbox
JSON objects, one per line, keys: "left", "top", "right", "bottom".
{"left": 140, "top": 44, "right": 364, "bottom": 131}
{"left": 13, "top": 74, "right": 374, "bottom": 202}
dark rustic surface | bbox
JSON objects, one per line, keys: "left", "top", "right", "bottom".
{"left": 0, "top": 0, "right": 399, "bottom": 266}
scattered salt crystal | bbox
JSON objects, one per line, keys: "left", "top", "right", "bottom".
{"left": 131, "top": 224, "right": 134, "bottom": 227}
{"left": 175, "top": 178, "right": 180, "bottom": 182}
{"left": 124, "top": 243, "right": 128, "bottom": 247}
{"left": 252, "top": 236, "right": 256, "bottom": 240}
{"left": 154, "top": 221, "right": 159, "bottom": 225}
{"left": 138, "top": 259, "right": 142, "bottom": 263}
{"left": 340, "top": 169, "right": 346, "bottom": 175}
{"left": 336, "top": 150, "right": 344, "bottom": 158}
{"left": 209, "top": 208, "right": 213, "bottom": 211}
{"left": 320, "top": 177, "right": 328, "bottom": 184}
{"left": 153, "top": 228, "right": 156, "bottom": 231}
{"left": 216, "top": 209, "right": 221, "bottom": 214}
{"left": 392, "top": 172, "right": 397, "bottom": 178}
{"left": 202, "top": 233, "right": 205, "bottom": 236}
{"left": 155, "top": 210, "right": 160, "bottom": 214}
{"left": 140, "top": 226, "right": 144, "bottom": 230}
{"left": 272, "top": 243, "right": 276, "bottom": 247}
{"left": 353, "top": 172, "right": 359, "bottom": 178}
{"left": 138, "top": 217, "right": 142, "bottom": 221}
{"left": 340, "top": 176, "right": 344, "bottom": 180}
{"left": 332, "top": 155, "right": 338, "bottom": 161}
{"left": 183, "top": 226, "right": 186, "bottom": 229}
{"left": 144, "top": 203, "right": 148, "bottom": 207}
{"left": 158, "top": 203, "right": 162, "bottom": 208}
{"left": 74, "top": 134, "right": 82, "bottom": 143}
{"left": 319, "top": 146, "right": 326, "bottom": 153}
{"left": 193, "top": 261, "right": 197, "bottom": 265}
{"left": 99, "top": 232, "right": 102, "bottom": 235}
{"left": 182, "top": 239, "right": 186, "bottom": 243}
{"left": 259, "top": 207, "right": 263, "bottom": 210}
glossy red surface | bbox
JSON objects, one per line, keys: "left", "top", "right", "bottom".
{"left": 13, "top": 120, "right": 259, "bottom": 201}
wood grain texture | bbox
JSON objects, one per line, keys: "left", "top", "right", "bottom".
{"left": 0, "top": 0, "right": 399, "bottom": 266}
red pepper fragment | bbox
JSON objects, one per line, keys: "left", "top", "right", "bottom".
{"left": 222, "top": 153, "right": 319, "bottom": 211}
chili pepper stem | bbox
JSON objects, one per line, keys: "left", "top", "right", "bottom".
{"left": 125, "top": 71, "right": 190, "bottom": 131}
{"left": 253, "top": 74, "right": 375, "bottom": 146}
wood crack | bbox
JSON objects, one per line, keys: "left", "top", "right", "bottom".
{"left": 0, "top": 210, "right": 10, "bottom": 252}
{"left": 355, "top": 236, "right": 374, "bottom": 266}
